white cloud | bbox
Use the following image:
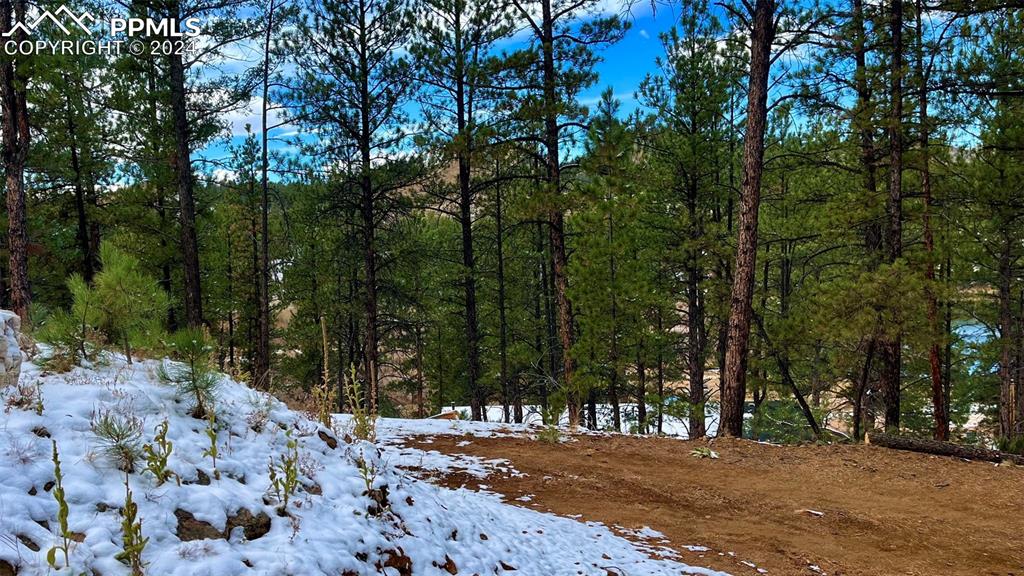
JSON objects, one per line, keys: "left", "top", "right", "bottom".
{"left": 211, "top": 168, "right": 238, "bottom": 182}
{"left": 222, "top": 96, "right": 293, "bottom": 137}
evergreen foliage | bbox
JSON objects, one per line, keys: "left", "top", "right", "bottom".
{"left": 7, "top": 0, "right": 1024, "bottom": 446}
{"left": 159, "top": 328, "right": 219, "bottom": 419}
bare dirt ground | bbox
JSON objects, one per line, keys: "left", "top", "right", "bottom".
{"left": 401, "top": 433, "right": 1024, "bottom": 576}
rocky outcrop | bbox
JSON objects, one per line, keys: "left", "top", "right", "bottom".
{"left": 174, "top": 509, "right": 222, "bottom": 541}
{"left": 176, "top": 508, "right": 272, "bottom": 542}
{"left": 226, "top": 509, "right": 271, "bottom": 541}
{"left": 0, "top": 310, "right": 22, "bottom": 387}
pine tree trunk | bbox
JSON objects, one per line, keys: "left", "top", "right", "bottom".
{"left": 435, "top": 324, "right": 445, "bottom": 413}
{"left": 361, "top": 172, "right": 379, "bottom": 413}
{"left": 608, "top": 213, "right": 622, "bottom": 432}
{"left": 916, "top": 0, "right": 946, "bottom": 440}
{"left": 540, "top": 0, "right": 577, "bottom": 428}
{"left": 226, "top": 232, "right": 235, "bottom": 368}
{"left": 539, "top": 221, "right": 556, "bottom": 410}
{"left": 0, "top": 0, "right": 31, "bottom": 323}
{"left": 0, "top": 235, "right": 6, "bottom": 309}
{"left": 1015, "top": 289, "right": 1023, "bottom": 438}
{"left": 255, "top": 0, "right": 275, "bottom": 390}
{"left": 168, "top": 6, "right": 204, "bottom": 327}
{"left": 65, "top": 89, "right": 95, "bottom": 282}
{"left": 636, "top": 345, "right": 647, "bottom": 434}
{"left": 586, "top": 385, "right": 597, "bottom": 430}
{"left": 851, "top": 0, "right": 881, "bottom": 438}
{"left": 686, "top": 175, "right": 707, "bottom": 439}
{"left": 853, "top": 337, "right": 877, "bottom": 441}
{"left": 656, "top": 332, "right": 665, "bottom": 435}
{"left": 414, "top": 323, "right": 425, "bottom": 418}
{"left": 357, "top": 0, "right": 380, "bottom": 412}
{"left": 533, "top": 222, "right": 550, "bottom": 419}
{"left": 998, "top": 238, "right": 1015, "bottom": 439}
{"left": 879, "top": 0, "right": 905, "bottom": 432}
{"left": 496, "top": 178, "right": 515, "bottom": 423}
{"left": 145, "top": 57, "right": 176, "bottom": 330}
{"left": 720, "top": 0, "right": 775, "bottom": 437}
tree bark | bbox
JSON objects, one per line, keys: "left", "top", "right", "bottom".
{"left": 0, "top": 0, "right": 31, "bottom": 322}
{"left": 636, "top": 344, "right": 647, "bottom": 434}
{"left": 879, "top": 0, "right": 905, "bottom": 432}
{"left": 656, "top": 309, "right": 665, "bottom": 435}
{"left": 65, "top": 87, "right": 96, "bottom": 282}
{"left": 255, "top": 0, "right": 275, "bottom": 389}
{"left": 539, "top": 0, "right": 577, "bottom": 428}
{"left": 608, "top": 212, "right": 622, "bottom": 432}
{"left": 534, "top": 222, "right": 551, "bottom": 419}
{"left": 998, "top": 238, "right": 1015, "bottom": 438}
{"left": 686, "top": 174, "right": 707, "bottom": 439}
{"left": 168, "top": 0, "right": 204, "bottom": 328}
{"left": 539, "top": 221, "right": 556, "bottom": 413}
{"left": 414, "top": 323, "right": 425, "bottom": 418}
{"left": 226, "top": 231, "right": 235, "bottom": 368}
{"left": 1015, "top": 289, "right": 1024, "bottom": 438}
{"left": 357, "top": 0, "right": 380, "bottom": 412}
{"left": 454, "top": 12, "right": 483, "bottom": 420}
{"left": 1016, "top": 289, "right": 1024, "bottom": 438}
{"left": 720, "top": 0, "right": 775, "bottom": 437}
{"left": 496, "top": 177, "right": 515, "bottom": 423}
{"left": 915, "top": 0, "right": 947, "bottom": 440}
{"left": 853, "top": 337, "right": 877, "bottom": 441}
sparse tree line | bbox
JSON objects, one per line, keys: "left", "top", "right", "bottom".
{"left": 1, "top": 0, "right": 1022, "bottom": 446}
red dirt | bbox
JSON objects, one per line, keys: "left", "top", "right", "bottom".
{"left": 401, "top": 433, "right": 1024, "bottom": 576}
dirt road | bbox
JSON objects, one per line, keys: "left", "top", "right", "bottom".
{"left": 402, "top": 433, "right": 1024, "bottom": 576}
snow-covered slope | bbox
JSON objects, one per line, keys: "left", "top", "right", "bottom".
{"left": 1, "top": 353, "right": 727, "bottom": 575}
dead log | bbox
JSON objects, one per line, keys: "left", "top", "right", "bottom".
{"left": 866, "top": 432, "right": 1024, "bottom": 465}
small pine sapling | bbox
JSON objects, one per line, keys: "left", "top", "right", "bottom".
{"left": 537, "top": 396, "right": 565, "bottom": 444}
{"left": 268, "top": 431, "right": 299, "bottom": 510}
{"left": 142, "top": 420, "right": 179, "bottom": 486}
{"left": 47, "top": 441, "right": 73, "bottom": 570}
{"left": 91, "top": 242, "right": 169, "bottom": 364}
{"left": 92, "top": 407, "right": 144, "bottom": 472}
{"left": 537, "top": 426, "right": 562, "bottom": 444}
{"left": 202, "top": 410, "right": 221, "bottom": 480}
{"left": 997, "top": 436, "right": 1024, "bottom": 456}
{"left": 115, "top": 472, "right": 148, "bottom": 575}
{"left": 37, "top": 275, "right": 103, "bottom": 371}
{"left": 159, "top": 328, "right": 218, "bottom": 419}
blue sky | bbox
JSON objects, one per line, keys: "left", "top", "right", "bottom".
{"left": 581, "top": 3, "right": 685, "bottom": 113}
{"left": 197, "top": 2, "right": 689, "bottom": 175}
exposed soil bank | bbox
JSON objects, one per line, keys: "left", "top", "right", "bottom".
{"left": 403, "top": 433, "right": 1024, "bottom": 576}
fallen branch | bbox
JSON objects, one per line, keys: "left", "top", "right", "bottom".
{"left": 866, "top": 432, "right": 1024, "bottom": 465}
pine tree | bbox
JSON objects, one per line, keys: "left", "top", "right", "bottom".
{"left": 410, "top": 0, "right": 516, "bottom": 420}
{"left": 506, "top": 0, "right": 627, "bottom": 428}
{"left": 92, "top": 242, "right": 169, "bottom": 363}
{"left": 290, "top": 0, "right": 417, "bottom": 413}
{"left": 638, "top": 0, "right": 737, "bottom": 438}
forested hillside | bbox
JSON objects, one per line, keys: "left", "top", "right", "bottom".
{"left": 2, "top": 0, "right": 1023, "bottom": 449}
